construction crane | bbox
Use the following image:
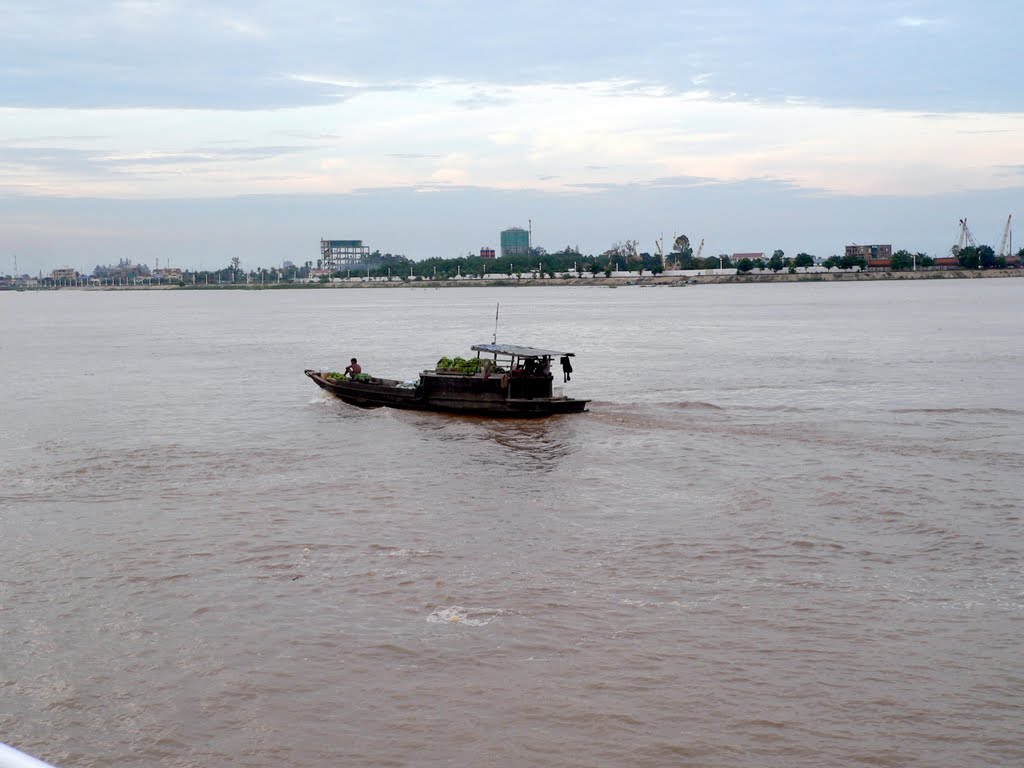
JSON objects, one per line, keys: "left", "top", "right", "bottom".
{"left": 694, "top": 238, "right": 704, "bottom": 261}
{"left": 953, "top": 218, "right": 978, "bottom": 254}
{"left": 997, "top": 214, "right": 1012, "bottom": 258}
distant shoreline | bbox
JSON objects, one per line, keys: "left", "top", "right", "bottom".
{"left": 5, "top": 268, "right": 1022, "bottom": 291}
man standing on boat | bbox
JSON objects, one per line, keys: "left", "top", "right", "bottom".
{"left": 560, "top": 355, "right": 572, "bottom": 382}
{"left": 345, "top": 358, "right": 361, "bottom": 378}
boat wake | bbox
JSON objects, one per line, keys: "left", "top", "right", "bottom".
{"left": 891, "top": 406, "right": 1024, "bottom": 416}
{"left": 664, "top": 400, "right": 723, "bottom": 410}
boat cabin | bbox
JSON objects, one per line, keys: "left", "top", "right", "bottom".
{"left": 466, "top": 343, "right": 571, "bottom": 399}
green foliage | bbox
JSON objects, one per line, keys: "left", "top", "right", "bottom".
{"left": 326, "top": 371, "right": 372, "bottom": 382}
{"left": 156, "top": 237, "right": 993, "bottom": 285}
{"left": 958, "top": 245, "right": 997, "bottom": 269}
{"left": 436, "top": 356, "right": 484, "bottom": 374}
{"left": 887, "top": 250, "right": 935, "bottom": 270}
{"left": 891, "top": 250, "right": 914, "bottom": 271}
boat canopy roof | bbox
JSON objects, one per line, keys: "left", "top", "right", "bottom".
{"left": 471, "top": 343, "right": 574, "bottom": 358}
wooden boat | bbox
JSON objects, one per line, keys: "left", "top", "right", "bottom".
{"left": 305, "top": 343, "right": 589, "bottom": 418}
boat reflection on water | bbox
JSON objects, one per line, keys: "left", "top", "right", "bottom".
{"left": 412, "top": 412, "right": 581, "bottom": 476}
{"left": 484, "top": 419, "right": 579, "bottom": 473}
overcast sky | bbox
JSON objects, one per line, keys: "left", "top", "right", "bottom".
{"left": 2, "top": 0, "right": 1022, "bottom": 274}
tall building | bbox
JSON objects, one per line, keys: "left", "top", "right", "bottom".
{"left": 500, "top": 227, "right": 530, "bottom": 258}
{"left": 321, "top": 239, "right": 370, "bottom": 270}
{"left": 845, "top": 243, "right": 892, "bottom": 268}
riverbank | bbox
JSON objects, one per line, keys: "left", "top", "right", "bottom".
{"left": 688, "top": 268, "right": 1024, "bottom": 285}
{"left": 369, "top": 268, "right": 1024, "bottom": 288}
{"left": 6, "top": 268, "right": 1022, "bottom": 291}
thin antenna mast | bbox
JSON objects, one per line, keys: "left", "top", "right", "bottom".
{"left": 493, "top": 303, "right": 500, "bottom": 344}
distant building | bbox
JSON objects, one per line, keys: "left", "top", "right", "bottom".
{"left": 732, "top": 252, "right": 764, "bottom": 261}
{"left": 94, "top": 259, "right": 150, "bottom": 281}
{"left": 500, "top": 227, "right": 530, "bottom": 258}
{"left": 154, "top": 268, "right": 183, "bottom": 282}
{"left": 846, "top": 243, "right": 892, "bottom": 268}
{"left": 321, "top": 239, "right": 370, "bottom": 270}
{"left": 480, "top": 247, "right": 496, "bottom": 259}
{"left": 50, "top": 267, "right": 77, "bottom": 281}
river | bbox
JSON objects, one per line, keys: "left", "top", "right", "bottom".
{"left": 2, "top": 280, "right": 1022, "bottom": 767}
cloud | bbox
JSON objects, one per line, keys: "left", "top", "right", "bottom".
{"left": 3, "top": 80, "right": 1023, "bottom": 201}
{"left": 645, "top": 175, "right": 724, "bottom": 190}
{"left": 455, "top": 91, "right": 515, "bottom": 110}
{"left": 1, "top": 2, "right": 1020, "bottom": 112}
{"left": 0, "top": 146, "right": 126, "bottom": 179}
{"left": 2, "top": 2, "right": 1023, "bottom": 278}
{"left": 220, "top": 15, "right": 267, "bottom": 39}
{"left": 386, "top": 153, "right": 443, "bottom": 160}
{"left": 894, "top": 16, "right": 945, "bottom": 28}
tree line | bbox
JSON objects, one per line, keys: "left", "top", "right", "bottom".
{"left": 31, "top": 238, "right": 1023, "bottom": 287}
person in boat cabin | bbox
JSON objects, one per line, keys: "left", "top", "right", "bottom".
{"left": 344, "top": 358, "right": 361, "bottom": 378}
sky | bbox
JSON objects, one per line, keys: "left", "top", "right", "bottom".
{"left": 2, "top": 0, "right": 1022, "bottom": 275}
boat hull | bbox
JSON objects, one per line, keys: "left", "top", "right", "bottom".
{"left": 305, "top": 370, "right": 588, "bottom": 418}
